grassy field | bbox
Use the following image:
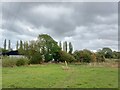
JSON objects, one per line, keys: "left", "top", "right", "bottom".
{"left": 2, "top": 63, "right": 118, "bottom": 88}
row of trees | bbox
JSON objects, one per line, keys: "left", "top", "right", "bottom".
{"left": 3, "top": 37, "right": 73, "bottom": 54}
{"left": 59, "top": 41, "right": 73, "bottom": 54}
{"left": 2, "top": 34, "right": 120, "bottom": 64}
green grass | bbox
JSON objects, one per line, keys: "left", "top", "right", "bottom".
{"left": 2, "top": 63, "right": 118, "bottom": 88}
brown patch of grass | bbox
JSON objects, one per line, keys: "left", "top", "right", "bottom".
{"left": 88, "top": 62, "right": 118, "bottom": 68}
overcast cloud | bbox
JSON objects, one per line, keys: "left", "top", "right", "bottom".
{"left": 0, "top": 2, "right": 118, "bottom": 51}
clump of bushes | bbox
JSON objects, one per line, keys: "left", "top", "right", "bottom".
{"left": 73, "top": 49, "right": 92, "bottom": 63}
{"left": 58, "top": 51, "right": 76, "bottom": 63}
{"left": 16, "top": 58, "right": 30, "bottom": 66}
{"left": 2, "top": 57, "right": 17, "bottom": 67}
{"left": 73, "top": 49, "right": 105, "bottom": 63}
{"left": 96, "top": 53, "right": 105, "bottom": 62}
{"left": 2, "top": 57, "right": 30, "bottom": 67}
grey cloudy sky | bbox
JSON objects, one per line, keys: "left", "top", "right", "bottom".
{"left": 0, "top": 2, "right": 118, "bottom": 51}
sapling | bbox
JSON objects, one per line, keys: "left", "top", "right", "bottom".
{"left": 62, "top": 61, "right": 69, "bottom": 70}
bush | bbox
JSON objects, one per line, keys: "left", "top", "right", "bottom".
{"left": 83, "top": 53, "right": 92, "bottom": 63}
{"left": 58, "top": 51, "right": 76, "bottom": 63}
{"left": 16, "top": 58, "right": 30, "bottom": 66}
{"left": 16, "top": 59, "right": 25, "bottom": 66}
{"left": 2, "top": 57, "right": 17, "bottom": 67}
{"left": 73, "top": 50, "right": 92, "bottom": 63}
{"left": 96, "top": 53, "right": 105, "bottom": 62}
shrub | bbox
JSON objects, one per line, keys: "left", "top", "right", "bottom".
{"left": 96, "top": 53, "right": 105, "bottom": 62}
{"left": 73, "top": 50, "right": 92, "bottom": 63}
{"left": 2, "top": 57, "right": 17, "bottom": 67}
{"left": 16, "top": 59, "right": 25, "bottom": 66}
{"left": 2, "top": 57, "right": 30, "bottom": 67}
{"left": 16, "top": 58, "right": 30, "bottom": 66}
{"left": 81, "top": 52, "right": 92, "bottom": 63}
{"left": 58, "top": 51, "right": 76, "bottom": 63}
{"left": 73, "top": 50, "right": 81, "bottom": 61}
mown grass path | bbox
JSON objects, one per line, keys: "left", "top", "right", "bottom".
{"left": 2, "top": 63, "right": 118, "bottom": 88}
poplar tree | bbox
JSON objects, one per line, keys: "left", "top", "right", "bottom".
{"left": 8, "top": 40, "right": 11, "bottom": 50}
{"left": 69, "top": 42, "right": 73, "bottom": 54}
{"left": 18, "top": 40, "right": 24, "bottom": 54}
{"left": 59, "top": 41, "right": 62, "bottom": 50}
{"left": 63, "top": 41, "right": 67, "bottom": 52}
{"left": 20, "top": 40, "right": 23, "bottom": 50}
{"left": 4, "top": 39, "right": 6, "bottom": 50}
{"left": 16, "top": 41, "right": 19, "bottom": 50}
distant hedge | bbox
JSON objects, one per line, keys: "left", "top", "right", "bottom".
{"left": 2, "top": 57, "right": 30, "bottom": 67}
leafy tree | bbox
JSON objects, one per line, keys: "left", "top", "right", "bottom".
{"left": 73, "top": 50, "right": 81, "bottom": 62}
{"left": 102, "top": 47, "right": 113, "bottom": 58}
{"left": 118, "top": 52, "right": 120, "bottom": 59}
{"left": 44, "top": 53, "right": 53, "bottom": 62}
{"left": 96, "top": 53, "right": 105, "bottom": 62}
{"left": 36, "top": 34, "right": 61, "bottom": 62}
{"left": 83, "top": 49, "right": 92, "bottom": 55}
{"left": 96, "top": 49, "right": 105, "bottom": 62}
{"left": 112, "top": 51, "right": 118, "bottom": 59}
{"left": 81, "top": 50, "right": 92, "bottom": 63}
{"left": 53, "top": 52, "right": 60, "bottom": 62}
{"left": 69, "top": 42, "right": 73, "bottom": 54}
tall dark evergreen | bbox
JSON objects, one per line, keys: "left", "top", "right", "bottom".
{"left": 16, "top": 41, "right": 19, "bottom": 50}
{"left": 8, "top": 40, "right": 11, "bottom": 50}
{"left": 59, "top": 41, "right": 62, "bottom": 50}
{"left": 4, "top": 39, "right": 6, "bottom": 50}
{"left": 63, "top": 41, "right": 67, "bottom": 52}
{"left": 69, "top": 42, "right": 73, "bottom": 54}
{"left": 18, "top": 40, "right": 24, "bottom": 54}
{"left": 20, "top": 40, "right": 23, "bottom": 50}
